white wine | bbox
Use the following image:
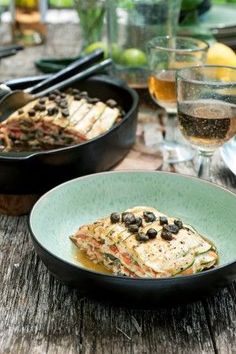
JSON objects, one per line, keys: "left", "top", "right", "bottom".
{"left": 178, "top": 99, "right": 236, "bottom": 151}
{"left": 148, "top": 70, "right": 176, "bottom": 113}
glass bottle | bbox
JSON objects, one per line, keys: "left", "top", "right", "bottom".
{"left": 10, "top": 0, "right": 47, "bottom": 46}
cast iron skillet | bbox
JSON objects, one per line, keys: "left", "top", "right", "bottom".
{"left": 0, "top": 75, "right": 139, "bottom": 194}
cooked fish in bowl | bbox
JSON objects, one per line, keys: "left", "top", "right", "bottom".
{"left": 70, "top": 206, "right": 218, "bottom": 278}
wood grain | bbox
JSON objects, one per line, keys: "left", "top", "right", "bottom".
{"left": 1, "top": 22, "right": 236, "bottom": 354}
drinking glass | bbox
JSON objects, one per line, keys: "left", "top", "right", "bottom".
{"left": 73, "top": 0, "right": 105, "bottom": 49}
{"left": 176, "top": 65, "right": 236, "bottom": 180}
{"left": 106, "top": 0, "right": 182, "bottom": 88}
{"left": 147, "top": 36, "right": 209, "bottom": 163}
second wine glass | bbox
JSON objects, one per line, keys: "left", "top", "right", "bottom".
{"left": 147, "top": 36, "right": 209, "bottom": 163}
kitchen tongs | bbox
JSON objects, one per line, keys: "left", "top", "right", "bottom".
{"left": 0, "top": 49, "right": 112, "bottom": 121}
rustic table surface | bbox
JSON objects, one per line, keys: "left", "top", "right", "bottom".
{"left": 1, "top": 23, "right": 236, "bottom": 354}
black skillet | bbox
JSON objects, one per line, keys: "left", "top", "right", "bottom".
{"left": 0, "top": 74, "right": 139, "bottom": 194}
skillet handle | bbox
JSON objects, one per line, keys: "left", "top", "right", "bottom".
{"left": 26, "top": 49, "right": 105, "bottom": 95}
{"left": 0, "top": 84, "right": 12, "bottom": 101}
{"left": 35, "top": 58, "right": 113, "bottom": 97}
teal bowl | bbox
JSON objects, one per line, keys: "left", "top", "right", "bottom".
{"left": 29, "top": 171, "right": 236, "bottom": 307}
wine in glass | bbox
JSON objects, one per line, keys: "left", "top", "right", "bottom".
{"left": 147, "top": 36, "right": 209, "bottom": 163}
{"left": 176, "top": 65, "right": 236, "bottom": 180}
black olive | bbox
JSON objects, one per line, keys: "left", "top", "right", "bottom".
{"left": 123, "top": 213, "right": 136, "bottom": 226}
{"left": 59, "top": 101, "right": 68, "bottom": 109}
{"left": 28, "top": 109, "right": 36, "bottom": 117}
{"left": 34, "top": 103, "right": 41, "bottom": 111}
{"left": 174, "top": 219, "right": 183, "bottom": 229}
{"left": 18, "top": 109, "right": 24, "bottom": 114}
{"left": 49, "top": 94, "right": 56, "bottom": 101}
{"left": 53, "top": 89, "right": 61, "bottom": 95}
{"left": 60, "top": 93, "right": 67, "bottom": 99}
{"left": 47, "top": 107, "right": 56, "bottom": 116}
{"left": 136, "top": 232, "right": 149, "bottom": 242}
{"left": 128, "top": 224, "right": 139, "bottom": 233}
{"left": 146, "top": 228, "right": 157, "bottom": 239}
{"left": 121, "top": 212, "right": 128, "bottom": 222}
{"left": 143, "top": 211, "right": 156, "bottom": 223}
{"left": 106, "top": 99, "right": 117, "bottom": 108}
{"left": 80, "top": 91, "right": 88, "bottom": 97}
{"left": 74, "top": 94, "right": 81, "bottom": 101}
{"left": 168, "top": 224, "right": 179, "bottom": 234}
{"left": 162, "top": 224, "right": 179, "bottom": 235}
{"left": 39, "top": 98, "right": 46, "bottom": 104}
{"left": 55, "top": 97, "right": 61, "bottom": 104}
{"left": 88, "top": 97, "right": 99, "bottom": 104}
{"left": 135, "top": 217, "right": 143, "bottom": 227}
{"left": 39, "top": 104, "right": 46, "bottom": 111}
{"left": 161, "top": 230, "right": 173, "bottom": 241}
{"left": 62, "top": 109, "right": 70, "bottom": 117}
{"left": 72, "top": 88, "right": 80, "bottom": 95}
{"left": 159, "top": 216, "right": 168, "bottom": 225}
{"left": 110, "top": 212, "right": 120, "bottom": 224}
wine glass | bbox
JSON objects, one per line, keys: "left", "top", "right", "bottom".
{"left": 176, "top": 65, "right": 236, "bottom": 181}
{"left": 147, "top": 36, "right": 209, "bottom": 163}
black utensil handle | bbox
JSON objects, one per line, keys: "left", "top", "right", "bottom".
{"left": 0, "top": 49, "right": 17, "bottom": 59}
{"left": 35, "top": 58, "right": 113, "bottom": 97}
{"left": 27, "top": 49, "right": 105, "bottom": 95}
{"left": 0, "top": 45, "right": 24, "bottom": 53}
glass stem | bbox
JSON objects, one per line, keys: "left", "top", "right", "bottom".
{"left": 165, "top": 112, "right": 176, "bottom": 143}
{"left": 197, "top": 151, "right": 213, "bottom": 181}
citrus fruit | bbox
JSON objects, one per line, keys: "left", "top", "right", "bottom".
{"left": 206, "top": 42, "right": 236, "bottom": 81}
{"left": 119, "top": 48, "right": 148, "bottom": 67}
{"left": 111, "top": 44, "right": 122, "bottom": 62}
{"left": 84, "top": 41, "right": 108, "bottom": 58}
{"left": 207, "top": 42, "right": 236, "bottom": 67}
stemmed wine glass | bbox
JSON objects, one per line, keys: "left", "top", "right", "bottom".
{"left": 176, "top": 65, "right": 236, "bottom": 180}
{"left": 147, "top": 36, "right": 209, "bottom": 163}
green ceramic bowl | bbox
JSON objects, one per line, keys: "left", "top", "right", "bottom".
{"left": 29, "top": 171, "right": 236, "bottom": 307}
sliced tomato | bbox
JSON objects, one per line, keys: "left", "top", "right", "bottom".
{"left": 110, "top": 245, "right": 118, "bottom": 253}
{"left": 122, "top": 253, "right": 132, "bottom": 265}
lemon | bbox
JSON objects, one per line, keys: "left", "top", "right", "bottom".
{"left": 206, "top": 43, "right": 236, "bottom": 81}
{"left": 207, "top": 42, "right": 236, "bottom": 67}
{"left": 84, "top": 41, "right": 108, "bottom": 58}
{"left": 119, "top": 48, "right": 148, "bottom": 67}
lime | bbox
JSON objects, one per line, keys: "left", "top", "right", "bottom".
{"left": 111, "top": 44, "right": 122, "bottom": 62}
{"left": 83, "top": 41, "right": 108, "bottom": 58}
{"left": 119, "top": 48, "right": 148, "bottom": 67}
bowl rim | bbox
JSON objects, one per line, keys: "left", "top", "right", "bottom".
{"left": 0, "top": 75, "right": 139, "bottom": 161}
{"left": 29, "top": 170, "right": 236, "bottom": 283}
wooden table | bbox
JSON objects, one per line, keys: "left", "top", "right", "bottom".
{"left": 1, "top": 23, "right": 236, "bottom": 354}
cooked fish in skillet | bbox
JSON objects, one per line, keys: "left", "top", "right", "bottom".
{"left": 0, "top": 88, "right": 123, "bottom": 152}
{"left": 70, "top": 206, "right": 218, "bottom": 278}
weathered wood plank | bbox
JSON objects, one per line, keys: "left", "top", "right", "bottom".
{"left": 80, "top": 300, "right": 215, "bottom": 354}
{"left": 203, "top": 286, "right": 236, "bottom": 354}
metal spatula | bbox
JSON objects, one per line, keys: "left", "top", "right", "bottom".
{"left": 0, "top": 49, "right": 110, "bottom": 121}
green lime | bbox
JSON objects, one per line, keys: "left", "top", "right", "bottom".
{"left": 111, "top": 44, "right": 122, "bottom": 62}
{"left": 119, "top": 48, "right": 148, "bottom": 67}
{"left": 83, "top": 41, "right": 108, "bottom": 58}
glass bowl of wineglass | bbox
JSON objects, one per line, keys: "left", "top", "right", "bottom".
{"left": 176, "top": 65, "right": 236, "bottom": 180}
{"left": 147, "top": 36, "right": 209, "bottom": 163}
